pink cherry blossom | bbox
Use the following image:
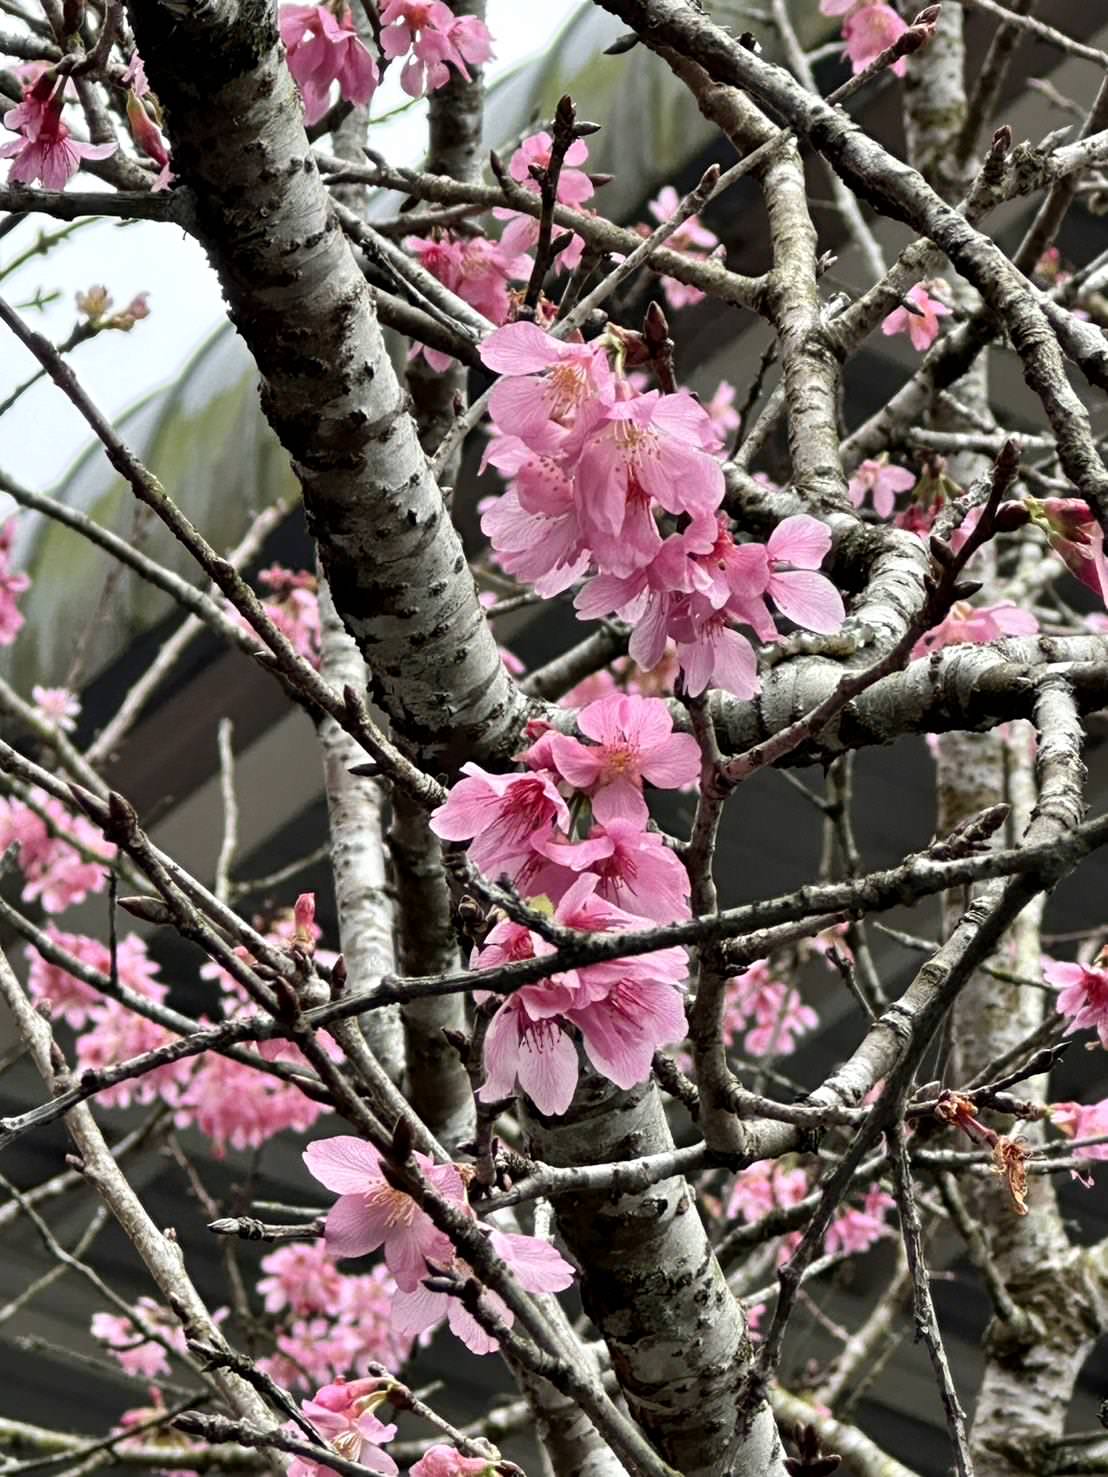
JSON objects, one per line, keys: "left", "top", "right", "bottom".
{"left": 535, "top": 817, "right": 691, "bottom": 923}
{"left": 648, "top": 185, "right": 719, "bottom": 254}
{"left": 848, "top": 457, "right": 916, "bottom": 519}
{"left": 260, "top": 564, "right": 322, "bottom": 663}
{"left": 1027, "top": 497, "right": 1108, "bottom": 606}
{"left": 27, "top": 928, "right": 160, "bottom": 1028}
{"left": 91, "top": 1311, "right": 172, "bottom": 1379}
{"left": 279, "top": 4, "right": 379, "bottom": 124}
{"left": 510, "top": 130, "right": 593, "bottom": 207}
{"left": 550, "top": 875, "right": 688, "bottom": 1077}
{"left": 121, "top": 52, "right": 149, "bottom": 98}
{"left": 32, "top": 684, "right": 80, "bottom": 732}
{"left": 227, "top": 565, "right": 322, "bottom": 666}
{"left": 1, "top": 85, "right": 116, "bottom": 188}
{"left": 428, "top": 762, "right": 569, "bottom": 884}
{"left": 4, "top": 71, "right": 57, "bottom": 139}
{"left": 474, "top": 921, "right": 580, "bottom": 1113}
{"left": 704, "top": 380, "right": 740, "bottom": 445}
{"left": 723, "top": 961, "right": 819, "bottom": 1058}
{"left": 91, "top": 1298, "right": 190, "bottom": 1379}
{"left": 1051, "top": 1100, "right": 1108, "bottom": 1161}
{"left": 911, "top": 600, "right": 1039, "bottom": 660}
{"left": 727, "top": 1159, "right": 809, "bottom": 1223}
{"left": 407, "top": 233, "right": 531, "bottom": 339}
{"left": 571, "top": 387, "right": 725, "bottom": 573}
{"left": 0, "top": 788, "right": 115, "bottom": 913}
{"left": 1045, "top": 956, "right": 1108, "bottom": 1048}
{"left": 76, "top": 1001, "right": 194, "bottom": 1109}
{"left": 729, "top": 515, "right": 846, "bottom": 636}
{"left": 303, "top": 1135, "right": 467, "bottom": 1287}
{"left": 479, "top": 323, "right": 613, "bottom": 456}
{"left": 668, "top": 595, "right": 761, "bottom": 700}
{"left": 379, "top": 1, "right": 493, "bottom": 98}
{"left": 842, "top": 3, "right": 909, "bottom": 77}
{"left": 114, "top": 1390, "right": 201, "bottom": 1472}
{"left": 391, "top": 1227, "right": 574, "bottom": 1357}
{"left": 882, "top": 281, "right": 952, "bottom": 351}
{"left": 0, "top": 555, "right": 29, "bottom": 641}
{"left": 542, "top": 693, "right": 700, "bottom": 826}
{"left": 824, "top": 1185, "right": 896, "bottom": 1256}
{"left": 258, "top": 1265, "right": 415, "bottom": 1392}
{"left": 173, "top": 1048, "right": 328, "bottom": 1152}
{"left": 257, "top": 1240, "right": 346, "bottom": 1316}
{"left": 0, "top": 529, "right": 29, "bottom": 644}
{"left": 643, "top": 184, "right": 720, "bottom": 310}
{"left": 287, "top": 1378, "right": 398, "bottom": 1477}
{"left": 479, "top": 435, "right": 589, "bottom": 597}
{"left": 475, "top": 879, "right": 687, "bottom": 1110}
{"left": 574, "top": 529, "right": 707, "bottom": 681}
{"left": 566, "top": 968, "right": 688, "bottom": 1091}
{"left": 409, "top": 1447, "right": 494, "bottom": 1477}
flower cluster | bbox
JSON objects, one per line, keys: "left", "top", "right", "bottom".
{"left": 304, "top": 1135, "right": 575, "bottom": 1356}
{"left": 478, "top": 322, "right": 844, "bottom": 698}
{"left": 91, "top": 1297, "right": 197, "bottom": 1379}
{"left": 280, "top": 4, "right": 379, "bottom": 124}
{"left": 429, "top": 693, "right": 697, "bottom": 1112}
{"left": 824, "top": 1184, "right": 896, "bottom": 1256}
{"left": 172, "top": 897, "right": 340, "bottom": 1151}
{"left": 0, "top": 517, "right": 30, "bottom": 645}
{"left": 725, "top": 1160, "right": 893, "bottom": 1266}
{"left": 728, "top": 1158, "right": 809, "bottom": 1226}
{"left": 113, "top": 1389, "right": 203, "bottom": 1476}
{"left": 492, "top": 129, "right": 594, "bottom": 275}
{"left": 29, "top": 931, "right": 191, "bottom": 1106}
{"left": 820, "top": 0, "right": 909, "bottom": 77}
{"left": 379, "top": 0, "right": 493, "bottom": 98}
{"left": 30, "top": 898, "right": 338, "bottom": 1154}
{"left": 0, "top": 787, "right": 115, "bottom": 913}
{"left": 722, "top": 960, "right": 820, "bottom": 1058}
{"left": 257, "top": 1246, "right": 415, "bottom": 1391}
{"left": 637, "top": 185, "right": 721, "bottom": 311}
{"left": 229, "top": 565, "right": 322, "bottom": 668}
{"left": 405, "top": 231, "right": 532, "bottom": 372}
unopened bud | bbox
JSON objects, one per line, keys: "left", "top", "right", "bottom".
{"left": 644, "top": 298, "right": 670, "bottom": 347}
{"left": 994, "top": 501, "right": 1030, "bottom": 533}
{"left": 118, "top": 894, "right": 174, "bottom": 926}
{"left": 293, "top": 892, "right": 316, "bottom": 955}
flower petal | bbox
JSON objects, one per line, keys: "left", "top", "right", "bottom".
{"left": 304, "top": 1134, "right": 380, "bottom": 1193}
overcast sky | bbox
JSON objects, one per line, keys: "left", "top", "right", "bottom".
{"left": 0, "top": 1, "right": 582, "bottom": 494}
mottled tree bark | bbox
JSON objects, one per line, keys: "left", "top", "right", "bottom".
{"left": 126, "top": 0, "right": 525, "bottom": 772}
{"left": 317, "top": 578, "right": 404, "bottom": 1070}
{"left": 523, "top": 1066, "right": 787, "bottom": 1477}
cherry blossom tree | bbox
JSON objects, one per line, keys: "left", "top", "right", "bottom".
{"left": 3, "top": 3, "right": 1108, "bottom": 1476}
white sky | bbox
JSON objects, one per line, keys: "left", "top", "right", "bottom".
{"left": 0, "top": 1, "right": 583, "bottom": 491}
